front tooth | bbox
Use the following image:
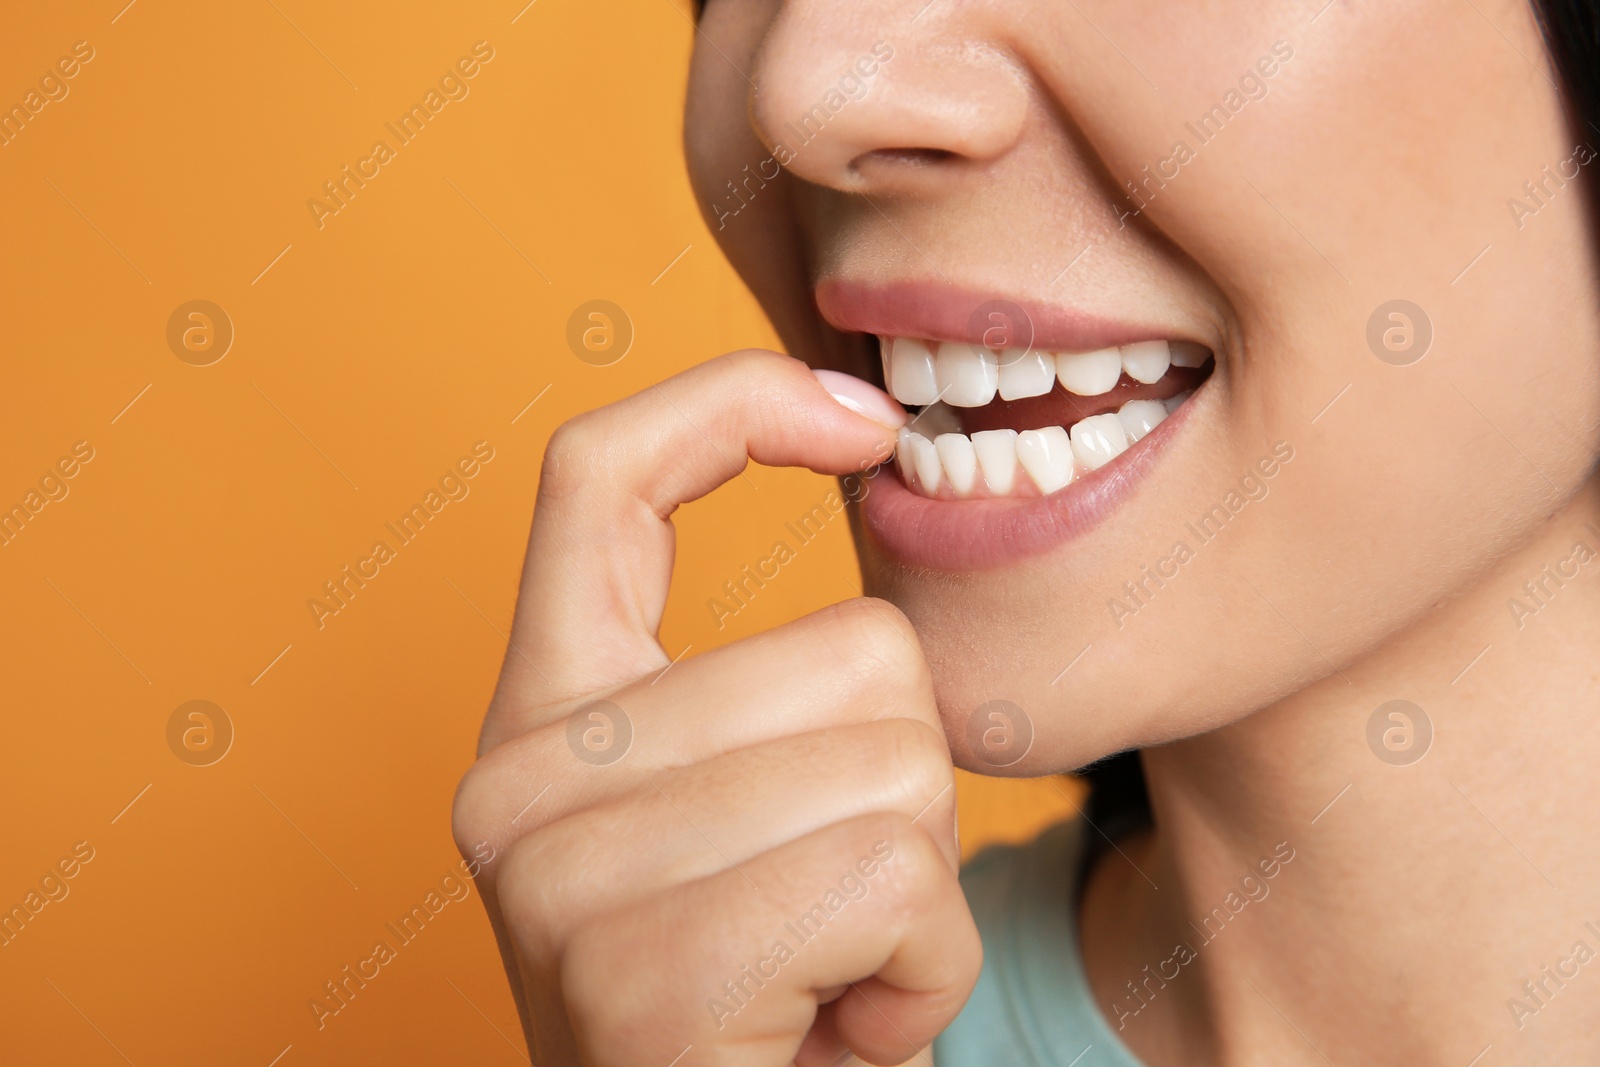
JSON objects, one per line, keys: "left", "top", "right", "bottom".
{"left": 1016, "top": 426, "right": 1075, "bottom": 494}
{"left": 1169, "top": 342, "right": 1212, "bottom": 368}
{"left": 1069, "top": 413, "right": 1128, "bottom": 471}
{"left": 1120, "top": 340, "right": 1171, "bottom": 384}
{"left": 889, "top": 337, "right": 939, "bottom": 406}
{"left": 934, "top": 434, "right": 978, "bottom": 495}
{"left": 879, "top": 336, "right": 894, "bottom": 394}
{"left": 908, "top": 431, "right": 942, "bottom": 493}
{"left": 971, "top": 429, "right": 1018, "bottom": 494}
{"left": 996, "top": 348, "right": 1056, "bottom": 401}
{"left": 1163, "top": 389, "right": 1193, "bottom": 414}
{"left": 1055, "top": 348, "right": 1122, "bottom": 396}
{"left": 935, "top": 342, "right": 999, "bottom": 407}
{"left": 1117, "top": 398, "right": 1168, "bottom": 442}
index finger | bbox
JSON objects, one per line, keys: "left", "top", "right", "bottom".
{"left": 484, "top": 349, "right": 904, "bottom": 747}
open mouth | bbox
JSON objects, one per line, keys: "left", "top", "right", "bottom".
{"left": 879, "top": 336, "right": 1215, "bottom": 499}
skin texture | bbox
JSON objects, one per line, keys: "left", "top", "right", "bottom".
{"left": 457, "top": 0, "right": 1600, "bottom": 1063}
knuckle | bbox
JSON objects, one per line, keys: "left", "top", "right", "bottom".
{"left": 494, "top": 830, "right": 574, "bottom": 967}
{"left": 822, "top": 598, "right": 932, "bottom": 702}
{"left": 539, "top": 413, "right": 609, "bottom": 498}
{"left": 867, "top": 718, "right": 953, "bottom": 806}
{"left": 849, "top": 811, "right": 947, "bottom": 905}
{"left": 449, "top": 764, "right": 498, "bottom": 859}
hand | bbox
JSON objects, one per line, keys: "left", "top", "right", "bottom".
{"left": 451, "top": 350, "right": 981, "bottom": 1066}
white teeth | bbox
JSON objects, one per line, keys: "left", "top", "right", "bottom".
{"left": 908, "top": 431, "right": 942, "bottom": 492}
{"left": 1169, "top": 342, "right": 1212, "bottom": 368}
{"left": 934, "top": 433, "right": 978, "bottom": 494}
{"left": 889, "top": 337, "right": 940, "bottom": 405}
{"left": 878, "top": 334, "right": 1201, "bottom": 500}
{"left": 996, "top": 348, "right": 1056, "bottom": 401}
{"left": 1016, "top": 426, "right": 1075, "bottom": 494}
{"left": 1069, "top": 413, "right": 1128, "bottom": 471}
{"left": 1120, "top": 340, "right": 1171, "bottom": 385}
{"left": 1055, "top": 348, "right": 1122, "bottom": 396}
{"left": 971, "top": 429, "right": 1018, "bottom": 494}
{"left": 934, "top": 342, "right": 998, "bottom": 407}
{"left": 1116, "top": 398, "right": 1168, "bottom": 443}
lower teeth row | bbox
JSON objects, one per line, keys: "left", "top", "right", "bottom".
{"left": 897, "top": 392, "right": 1190, "bottom": 498}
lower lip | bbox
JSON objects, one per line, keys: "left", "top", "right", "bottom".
{"left": 856, "top": 398, "right": 1195, "bottom": 570}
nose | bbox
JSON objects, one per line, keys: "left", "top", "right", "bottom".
{"left": 747, "top": 2, "right": 1030, "bottom": 193}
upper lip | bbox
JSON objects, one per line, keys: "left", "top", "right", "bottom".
{"left": 814, "top": 278, "right": 1197, "bottom": 352}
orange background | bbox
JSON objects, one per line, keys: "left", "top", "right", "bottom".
{"left": 0, "top": 2, "right": 1076, "bottom": 1063}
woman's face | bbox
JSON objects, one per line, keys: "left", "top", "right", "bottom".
{"left": 685, "top": 0, "right": 1600, "bottom": 772}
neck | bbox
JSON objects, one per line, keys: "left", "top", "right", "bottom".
{"left": 1085, "top": 477, "right": 1600, "bottom": 1066}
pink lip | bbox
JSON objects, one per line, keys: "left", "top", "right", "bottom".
{"left": 815, "top": 278, "right": 1179, "bottom": 352}
{"left": 857, "top": 398, "right": 1194, "bottom": 570}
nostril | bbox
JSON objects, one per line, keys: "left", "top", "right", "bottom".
{"left": 860, "top": 147, "right": 960, "bottom": 168}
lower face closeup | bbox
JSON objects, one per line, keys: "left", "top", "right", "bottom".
{"left": 685, "top": 0, "right": 1600, "bottom": 772}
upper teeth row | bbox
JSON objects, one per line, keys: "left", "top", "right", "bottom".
{"left": 896, "top": 392, "right": 1191, "bottom": 498}
{"left": 881, "top": 336, "right": 1207, "bottom": 408}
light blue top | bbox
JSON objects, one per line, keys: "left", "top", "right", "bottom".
{"left": 934, "top": 820, "right": 1146, "bottom": 1066}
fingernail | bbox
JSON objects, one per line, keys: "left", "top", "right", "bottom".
{"left": 813, "top": 369, "right": 907, "bottom": 429}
